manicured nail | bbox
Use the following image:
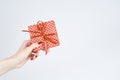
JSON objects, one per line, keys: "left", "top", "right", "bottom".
{"left": 31, "top": 58, "right": 33, "bottom": 60}
{"left": 35, "top": 55, "right": 38, "bottom": 57}
{"left": 30, "top": 54, "right": 34, "bottom": 57}
{"left": 38, "top": 42, "right": 42, "bottom": 44}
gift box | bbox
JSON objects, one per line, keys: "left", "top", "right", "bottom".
{"left": 22, "top": 20, "right": 60, "bottom": 54}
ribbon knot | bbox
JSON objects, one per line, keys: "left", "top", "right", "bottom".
{"left": 22, "top": 21, "right": 58, "bottom": 54}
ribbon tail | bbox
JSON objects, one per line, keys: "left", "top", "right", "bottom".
{"left": 44, "top": 41, "right": 48, "bottom": 54}
{"left": 22, "top": 30, "right": 29, "bottom": 32}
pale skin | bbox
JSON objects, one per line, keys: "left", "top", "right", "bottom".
{"left": 0, "top": 40, "right": 40, "bottom": 76}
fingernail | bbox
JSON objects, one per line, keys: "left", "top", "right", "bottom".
{"left": 30, "top": 54, "right": 34, "bottom": 57}
{"left": 35, "top": 55, "right": 38, "bottom": 57}
{"left": 38, "top": 42, "right": 42, "bottom": 44}
{"left": 31, "top": 58, "right": 33, "bottom": 60}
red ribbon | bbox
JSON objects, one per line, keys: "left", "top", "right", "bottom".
{"left": 22, "top": 21, "right": 58, "bottom": 54}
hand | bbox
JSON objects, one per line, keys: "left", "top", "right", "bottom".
{"left": 13, "top": 40, "right": 40, "bottom": 68}
{"left": 0, "top": 40, "right": 40, "bottom": 76}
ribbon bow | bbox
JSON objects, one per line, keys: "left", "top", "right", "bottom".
{"left": 22, "top": 21, "right": 58, "bottom": 54}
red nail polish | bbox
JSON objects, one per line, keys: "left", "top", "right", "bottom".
{"left": 30, "top": 54, "right": 34, "bottom": 57}
{"left": 38, "top": 42, "right": 42, "bottom": 44}
{"left": 31, "top": 58, "right": 33, "bottom": 60}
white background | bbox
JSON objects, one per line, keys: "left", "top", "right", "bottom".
{"left": 0, "top": 0, "right": 120, "bottom": 80}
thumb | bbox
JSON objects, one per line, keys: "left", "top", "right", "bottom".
{"left": 25, "top": 43, "right": 39, "bottom": 53}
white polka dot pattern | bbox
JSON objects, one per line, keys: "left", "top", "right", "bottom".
{"left": 28, "top": 20, "right": 60, "bottom": 53}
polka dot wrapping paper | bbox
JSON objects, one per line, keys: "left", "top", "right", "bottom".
{"left": 22, "top": 20, "right": 60, "bottom": 54}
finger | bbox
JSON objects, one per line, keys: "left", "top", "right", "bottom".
{"left": 26, "top": 41, "right": 32, "bottom": 47}
{"left": 17, "top": 40, "right": 30, "bottom": 53}
{"left": 32, "top": 48, "right": 38, "bottom": 53}
{"left": 19, "top": 40, "right": 30, "bottom": 50}
{"left": 25, "top": 43, "right": 39, "bottom": 54}
{"left": 29, "top": 53, "right": 35, "bottom": 60}
{"left": 35, "top": 52, "right": 39, "bottom": 58}
{"left": 30, "top": 52, "right": 39, "bottom": 60}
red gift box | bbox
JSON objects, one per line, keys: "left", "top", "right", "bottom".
{"left": 22, "top": 20, "right": 60, "bottom": 54}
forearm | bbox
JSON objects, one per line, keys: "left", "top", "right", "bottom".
{"left": 0, "top": 56, "right": 17, "bottom": 76}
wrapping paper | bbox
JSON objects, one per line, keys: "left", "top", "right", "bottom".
{"left": 22, "top": 20, "right": 60, "bottom": 54}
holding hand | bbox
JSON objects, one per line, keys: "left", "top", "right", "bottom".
{"left": 0, "top": 40, "right": 40, "bottom": 76}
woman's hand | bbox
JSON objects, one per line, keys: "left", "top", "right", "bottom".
{"left": 0, "top": 40, "right": 40, "bottom": 76}
{"left": 13, "top": 40, "right": 40, "bottom": 68}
